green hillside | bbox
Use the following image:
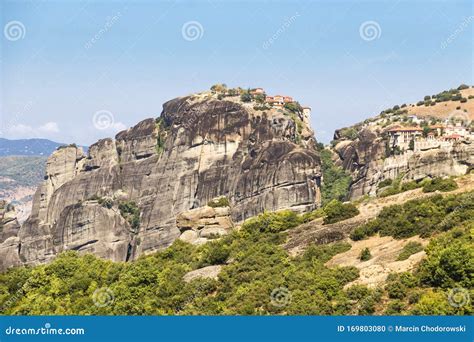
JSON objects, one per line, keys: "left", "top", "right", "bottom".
{"left": 0, "top": 156, "right": 47, "bottom": 191}
{"left": 1, "top": 191, "right": 472, "bottom": 316}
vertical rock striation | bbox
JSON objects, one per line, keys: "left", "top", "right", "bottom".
{"left": 0, "top": 94, "right": 322, "bottom": 270}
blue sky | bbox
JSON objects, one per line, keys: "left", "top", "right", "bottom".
{"left": 1, "top": 0, "right": 472, "bottom": 144}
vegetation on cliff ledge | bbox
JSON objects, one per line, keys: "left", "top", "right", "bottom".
{"left": 317, "top": 145, "right": 352, "bottom": 205}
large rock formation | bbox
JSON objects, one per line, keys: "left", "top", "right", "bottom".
{"left": 333, "top": 127, "right": 474, "bottom": 199}
{"left": 0, "top": 93, "right": 321, "bottom": 270}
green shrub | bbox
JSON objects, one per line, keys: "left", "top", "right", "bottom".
{"left": 240, "top": 92, "right": 252, "bottom": 102}
{"left": 417, "top": 227, "right": 473, "bottom": 288}
{"left": 155, "top": 118, "right": 168, "bottom": 155}
{"left": 339, "top": 127, "right": 358, "bottom": 140}
{"left": 323, "top": 200, "right": 359, "bottom": 224}
{"left": 386, "top": 281, "right": 406, "bottom": 299}
{"left": 378, "top": 187, "right": 401, "bottom": 198}
{"left": 377, "top": 178, "right": 393, "bottom": 188}
{"left": 384, "top": 300, "right": 405, "bottom": 314}
{"left": 199, "top": 241, "right": 230, "bottom": 267}
{"left": 242, "top": 210, "right": 302, "bottom": 234}
{"left": 207, "top": 197, "right": 230, "bottom": 208}
{"left": 407, "top": 290, "right": 422, "bottom": 304}
{"left": 377, "top": 174, "right": 423, "bottom": 197}
{"left": 400, "top": 180, "right": 420, "bottom": 192}
{"left": 422, "top": 178, "right": 458, "bottom": 193}
{"left": 118, "top": 201, "right": 140, "bottom": 230}
{"left": 283, "top": 101, "right": 303, "bottom": 114}
{"left": 346, "top": 285, "right": 370, "bottom": 300}
{"left": 210, "top": 83, "right": 227, "bottom": 92}
{"left": 397, "top": 241, "right": 423, "bottom": 261}
{"left": 359, "top": 248, "right": 371, "bottom": 261}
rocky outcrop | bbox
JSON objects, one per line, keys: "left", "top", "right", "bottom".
{"left": 0, "top": 94, "right": 322, "bottom": 270}
{"left": 177, "top": 203, "right": 233, "bottom": 245}
{"left": 0, "top": 201, "right": 22, "bottom": 270}
{"left": 183, "top": 265, "right": 222, "bottom": 283}
{"left": 333, "top": 128, "right": 474, "bottom": 199}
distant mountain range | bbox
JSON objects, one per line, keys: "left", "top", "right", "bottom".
{"left": 0, "top": 138, "right": 87, "bottom": 156}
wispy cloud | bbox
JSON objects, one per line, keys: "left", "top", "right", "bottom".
{"left": 5, "top": 121, "right": 60, "bottom": 138}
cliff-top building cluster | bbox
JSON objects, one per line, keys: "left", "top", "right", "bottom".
{"left": 210, "top": 86, "right": 312, "bottom": 125}
{"left": 387, "top": 117, "right": 472, "bottom": 152}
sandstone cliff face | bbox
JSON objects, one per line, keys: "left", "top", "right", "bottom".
{"left": 0, "top": 94, "right": 321, "bottom": 270}
{"left": 0, "top": 201, "right": 22, "bottom": 270}
{"left": 333, "top": 128, "right": 474, "bottom": 199}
